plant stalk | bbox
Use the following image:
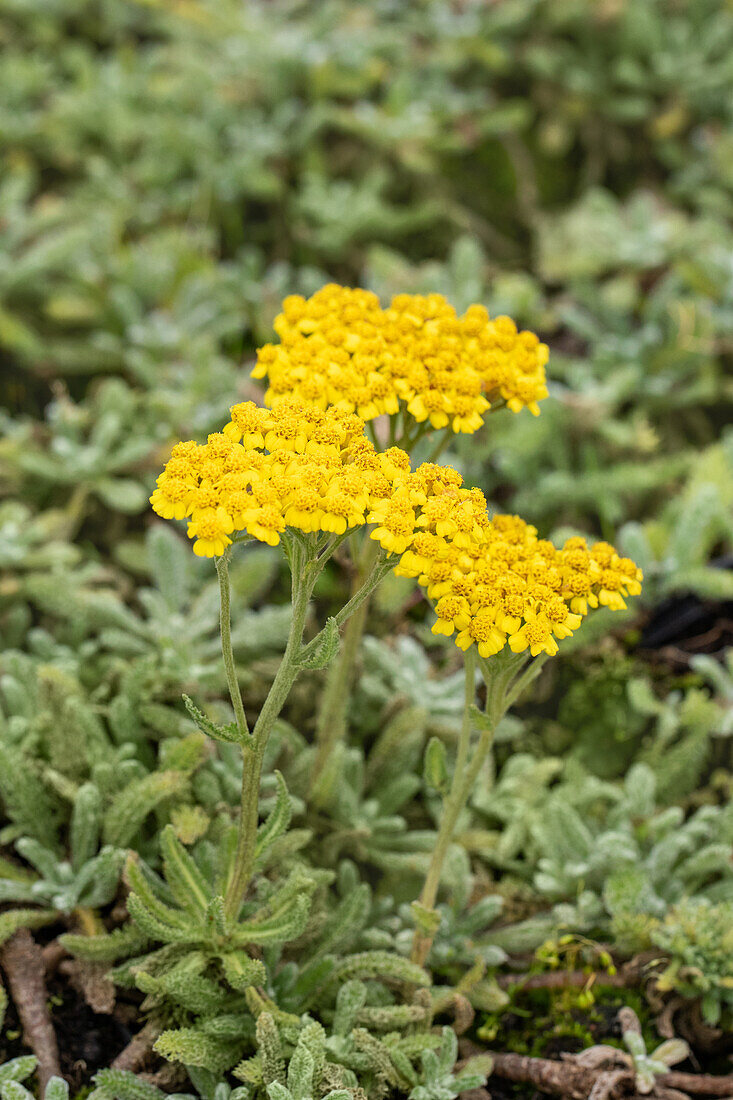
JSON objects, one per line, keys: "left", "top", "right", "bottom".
{"left": 411, "top": 647, "right": 477, "bottom": 964}
{"left": 223, "top": 540, "right": 313, "bottom": 920}
{"left": 308, "top": 540, "right": 391, "bottom": 799}
{"left": 216, "top": 550, "right": 249, "bottom": 740}
{"left": 309, "top": 592, "right": 369, "bottom": 800}
{"left": 410, "top": 647, "right": 532, "bottom": 966}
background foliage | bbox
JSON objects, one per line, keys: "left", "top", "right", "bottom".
{"left": 0, "top": 0, "right": 732, "bottom": 1093}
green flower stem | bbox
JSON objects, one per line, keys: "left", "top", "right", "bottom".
{"left": 250, "top": 544, "right": 313, "bottom": 748}
{"left": 309, "top": 586, "right": 370, "bottom": 802}
{"left": 366, "top": 421, "right": 381, "bottom": 449}
{"left": 225, "top": 737, "right": 263, "bottom": 921}
{"left": 219, "top": 532, "right": 394, "bottom": 918}
{"left": 216, "top": 550, "right": 249, "bottom": 740}
{"left": 309, "top": 540, "right": 391, "bottom": 800}
{"left": 425, "top": 430, "right": 452, "bottom": 465}
{"left": 394, "top": 419, "right": 429, "bottom": 454}
{"left": 300, "top": 548, "right": 393, "bottom": 669}
{"left": 223, "top": 538, "right": 315, "bottom": 920}
{"left": 327, "top": 548, "right": 394, "bottom": 630}
{"left": 411, "top": 647, "right": 537, "bottom": 966}
{"left": 411, "top": 646, "right": 477, "bottom": 965}
{"left": 419, "top": 399, "right": 508, "bottom": 465}
{"left": 502, "top": 651, "right": 549, "bottom": 710}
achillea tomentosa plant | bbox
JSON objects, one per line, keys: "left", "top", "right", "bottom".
{"left": 253, "top": 286, "right": 551, "bottom": 784}
{"left": 90, "top": 286, "right": 641, "bottom": 1084}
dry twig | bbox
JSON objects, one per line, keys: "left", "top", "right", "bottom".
{"left": 497, "top": 967, "right": 635, "bottom": 991}
{"left": 40, "top": 940, "right": 68, "bottom": 977}
{"left": 489, "top": 1050, "right": 733, "bottom": 1100}
{"left": 111, "top": 1021, "right": 160, "bottom": 1073}
{"left": 1, "top": 929, "right": 61, "bottom": 1091}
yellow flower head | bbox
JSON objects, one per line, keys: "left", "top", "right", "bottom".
{"left": 152, "top": 399, "right": 479, "bottom": 559}
{"left": 397, "top": 497, "right": 642, "bottom": 659}
{"left": 152, "top": 402, "right": 378, "bottom": 555}
{"left": 251, "top": 285, "right": 549, "bottom": 436}
{"left": 150, "top": 399, "right": 641, "bottom": 658}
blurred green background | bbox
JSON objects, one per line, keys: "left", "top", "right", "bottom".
{"left": 1, "top": 0, "right": 732, "bottom": 762}
{"left": 1, "top": 4, "right": 733, "bottom": 1064}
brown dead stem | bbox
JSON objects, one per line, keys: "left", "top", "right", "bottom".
{"left": 497, "top": 967, "right": 636, "bottom": 991}
{"left": 490, "top": 1051, "right": 594, "bottom": 1099}
{"left": 663, "top": 1072, "right": 733, "bottom": 1097}
{"left": 41, "top": 939, "right": 68, "bottom": 977}
{"left": 111, "top": 1021, "right": 160, "bottom": 1073}
{"left": 489, "top": 1050, "right": 733, "bottom": 1100}
{"left": 1, "top": 929, "right": 61, "bottom": 1091}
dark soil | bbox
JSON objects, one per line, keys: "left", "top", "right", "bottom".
{"left": 51, "top": 980, "right": 133, "bottom": 1092}
{"left": 1, "top": 976, "right": 135, "bottom": 1094}
{"left": 639, "top": 560, "right": 733, "bottom": 667}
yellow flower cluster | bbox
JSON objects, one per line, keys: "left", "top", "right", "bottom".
{"left": 150, "top": 400, "right": 453, "bottom": 557}
{"left": 252, "top": 284, "right": 549, "bottom": 434}
{"left": 393, "top": 494, "right": 642, "bottom": 658}
{"left": 151, "top": 398, "right": 640, "bottom": 657}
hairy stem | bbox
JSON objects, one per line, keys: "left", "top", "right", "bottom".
{"left": 503, "top": 652, "right": 548, "bottom": 709}
{"left": 416, "top": 649, "right": 476, "bottom": 903}
{"left": 424, "top": 430, "right": 452, "bottom": 465}
{"left": 307, "top": 408, "right": 441, "bottom": 777}
{"left": 309, "top": 541, "right": 391, "bottom": 800}
{"left": 301, "top": 547, "right": 392, "bottom": 666}
{"left": 411, "top": 648, "right": 529, "bottom": 966}
{"left": 223, "top": 540, "right": 313, "bottom": 919}
{"left": 394, "top": 419, "right": 429, "bottom": 454}
{"left": 251, "top": 545, "right": 312, "bottom": 746}
{"left": 411, "top": 647, "right": 477, "bottom": 965}
{"left": 216, "top": 550, "right": 249, "bottom": 740}
{"left": 224, "top": 738, "right": 264, "bottom": 922}
{"left": 309, "top": 590, "right": 369, "bottom": 803}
